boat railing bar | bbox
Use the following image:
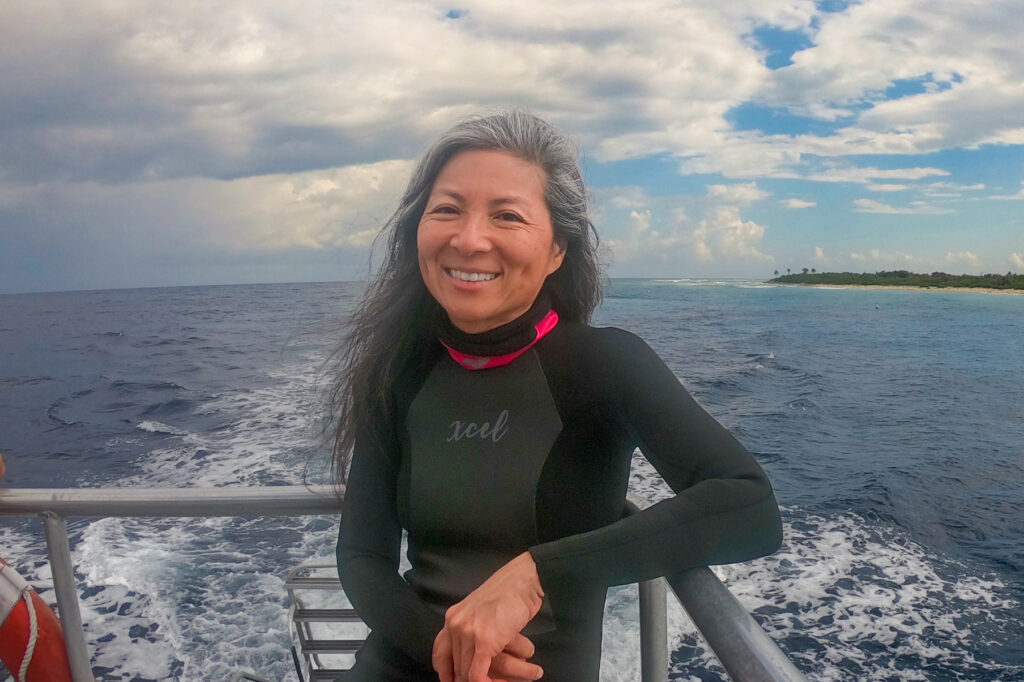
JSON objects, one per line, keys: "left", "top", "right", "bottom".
{"left": 1, "top": 486, "right": 804, "bottom": 682}
{"left": 623, "top": 500, "right": 806, "bottom": 682}
{"left": 0, "top": 485, "right": 341, "bottom": 519}
{"left": 666, "top": 568, "right": 806, "bottom": 682}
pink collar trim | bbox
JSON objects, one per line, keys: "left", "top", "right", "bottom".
{"left": 442, "top": 309, "right": 559, "bottom": 370}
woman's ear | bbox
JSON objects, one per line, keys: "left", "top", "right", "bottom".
{"left": 549, "top": 238, "right": 567, "bottom": 274}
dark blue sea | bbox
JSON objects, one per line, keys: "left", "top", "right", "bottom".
{"left": 1, "top": 279, "right": 1022, "bottom": 681}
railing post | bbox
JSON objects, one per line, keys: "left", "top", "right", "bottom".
{"left": 638, "top": 577, "right": 669, "bottom": 682}
{"left": 41, "top": 511, "right": 94, "bottom": 682}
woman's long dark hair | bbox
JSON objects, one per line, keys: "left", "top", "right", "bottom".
{"left": 325, "top": 109, "right": 603, "bottom": 493}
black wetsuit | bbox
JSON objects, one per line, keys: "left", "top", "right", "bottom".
{"left": 337, "top": 299, "right": 782, "bottom": 681}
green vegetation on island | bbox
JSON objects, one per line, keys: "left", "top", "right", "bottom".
{"left": 767, "top": 269, "right": 1024, "bottom": 291}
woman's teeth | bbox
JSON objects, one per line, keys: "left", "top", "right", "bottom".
{"left": 447, "top": 269, "right": 497, "bottom": 282}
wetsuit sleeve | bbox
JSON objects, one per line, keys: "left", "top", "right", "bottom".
{"left": 336, "top": 406, "right": 445, "bottom": 664}
{"left": 529, "top": 328, "right": 782, "bottom": 594}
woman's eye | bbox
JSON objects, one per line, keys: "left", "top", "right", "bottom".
{"left": 431, "top": 205, "right": 458, "bottom": 215}
{"left": 497, "top": 211, "right": 523, "bottom": 222}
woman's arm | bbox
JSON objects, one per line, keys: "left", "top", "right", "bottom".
{"left": 529, "top": 327, "right": 782, "bottom": 599}
{"left": 336, "top": 417, "right": 445, "bottom": 665}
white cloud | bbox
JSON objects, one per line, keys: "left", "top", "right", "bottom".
{"left": 606, "top": 187, "right": 649, "bottom": 210}
{"left": 4, "top": 0, "right": 1020, "bottom": 188}
{"left": 866, "top": 183, "right": 909, "bottom": 192}
{"left": 807, "top": 167, "right": 950, "bottom": 184}
{"left": 603, "top": 195, "right": 772, "bottom": 271}
{"left": 628, "top": 210, "right": 653, "bottom": 238}
{"left": 1011, "top": 253, "right": 1024, "bottom": 270}
{"left": 707, "top": 182, "right": 770, "bottom": 203}
{"left": 0, "top": 160, "right": 413, "bottom": 252}
{"left": 815, "top": 246, "right": 825, "bottom": 261}
{"left": 673, "top": 133, "right": 805, "bottom": 178}
{"left": 852, "top": 198, "right": 953, "bottom": 215}
{"left": 691, "top": 238, "right": 713, "bottom": 263}
{"left": 850, "top": 249, "right": 915, "bottom": 265}
{"left": 4, "top": 0, "right": 1023, "bottom": 188}
{"left": 603, "top": 204, "right": 690, "bottom": 268}
{"left": 977, "top": 128, "right": 1024, "bottom": 146}
{"left": 3, "top": 0, "right": 789, "bottom": 183}
{"left": 761, "top": 0, "right": 1024, "bottom": 153}
{"left": 946, "top": 251, "right": 981, "bottom": 268}
{"left": 929, "top": 182, "right": 985, "bottom": 191}
{"left": 782, "top": 198, "right": 816, "bottom": 209}
{"left": 692, "top": 206, "right": 771, "bottom": 263}
{"left": 665, "top": 0, "right": 1024, "bottom": 176}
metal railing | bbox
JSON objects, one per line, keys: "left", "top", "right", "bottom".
{"left": 623, "top": 500, "right": 806, "bottom": 682}
{"left": 0, "top": 486, "right": 805, "bottom": 682}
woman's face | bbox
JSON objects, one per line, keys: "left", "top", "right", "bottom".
{"left": 418, "top": 149, "right": 565, "bottom": 334}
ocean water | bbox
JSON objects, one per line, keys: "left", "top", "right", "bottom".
{"left": 1, "top": 279, "right": 1022, "bottom": 681}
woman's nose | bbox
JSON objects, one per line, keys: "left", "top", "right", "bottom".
{"left": 449, "top": 212, "right": 491, "bottom": 253}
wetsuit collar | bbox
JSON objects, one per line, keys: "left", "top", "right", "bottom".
{"left": 437, "top": 293, "right": 559, "bottom": 371}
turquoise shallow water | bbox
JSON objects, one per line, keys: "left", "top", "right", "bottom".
{"left": 1, "top": 279, "right": 1022, "bottom": 680}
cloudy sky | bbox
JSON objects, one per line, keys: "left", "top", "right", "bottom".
{"left": 2, "top": 0, "right": 1023, "bottom": 294}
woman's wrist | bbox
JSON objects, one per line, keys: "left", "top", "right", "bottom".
{"left": 512, "top": 551, "right": 544, "bottom": 603}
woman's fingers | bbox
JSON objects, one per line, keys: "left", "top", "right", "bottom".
{"left": 468, "top": 649, "right": 493, "bottom": 682}
{"left": 489, "top": 651, "right": 544, "bottom": 681}
{"left": 436, "top": 628, "right": 541, "bottom": 682}
{"left": 453, "top": 627, "right": 473, "bottom": 682}
{"left": 503, "top": 633, "right": 535, "bottom": 660}
{"left": 432, "top": 628, "right": 456, "bottom": 682}
{"left": 436, "top": 628, "right": 539, "bottom": 682}
{"left": 451, "top": 620, "right": 487, "bottom": 682}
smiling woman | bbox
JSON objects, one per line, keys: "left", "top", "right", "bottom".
{"left": 325, "top": 110, "right": 782, "bottom": 682}
{"left": 417, "top": 149, "right": 566, "bottom": 334}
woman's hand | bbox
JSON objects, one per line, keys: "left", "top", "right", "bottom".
{"left": 485, "top": 633, "right": 541, "bottom": 682}
{"left": 432, "top": 552, "right": 546, "bottom": 682}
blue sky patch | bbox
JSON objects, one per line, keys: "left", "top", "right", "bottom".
{"left": 816, "top": 0, "right": 852, "bottom": 12}
{"left": 751, "top": 25, "right": 814, "bottom": 70}
{"left": 584, "top": 154, "right": 714, "bottom": 195}
{"left": 726, "top": 103, "right": 845, "bottom": 136}
{"left": 882, "top": 74, "right": 953, "bottom": 100}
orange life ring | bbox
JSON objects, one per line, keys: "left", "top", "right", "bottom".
{"left": 0, "top": 557, "right": 73, "bottom": 682}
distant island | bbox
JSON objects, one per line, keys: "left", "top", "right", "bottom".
{"left": 768, "top": 270, "right": 1024, "bottom": 291}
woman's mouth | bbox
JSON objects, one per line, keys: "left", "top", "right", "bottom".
{"left": 445, "top": 268, "right": 498, "bottom": 282}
